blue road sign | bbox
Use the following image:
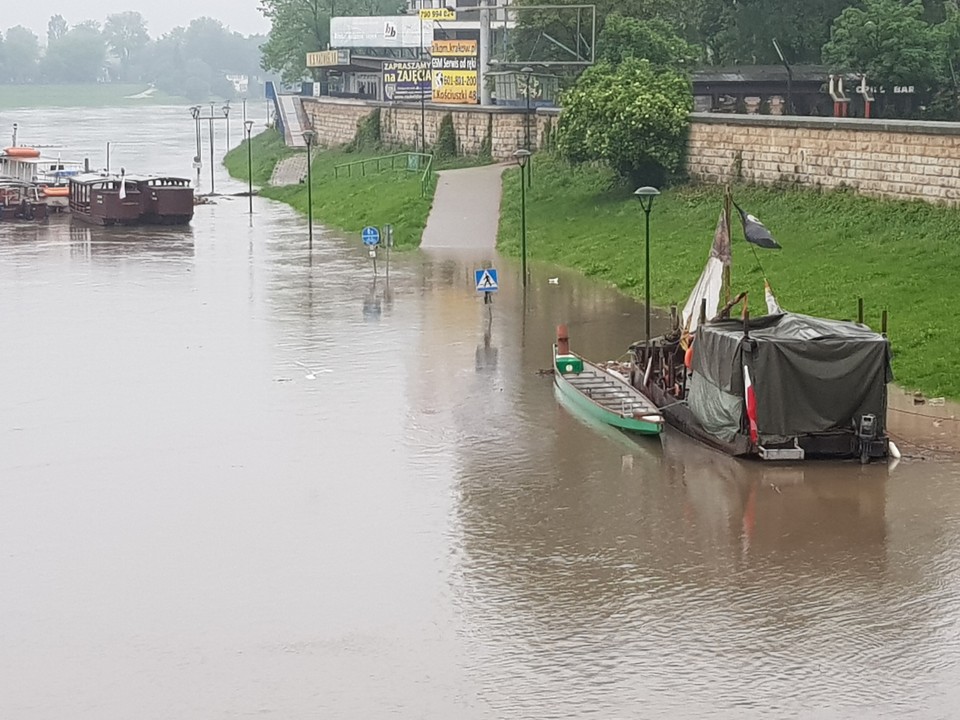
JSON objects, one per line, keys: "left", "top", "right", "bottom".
{"left": 475, "top": 268, "right": 499, "bottom": 293}
{"left": 362, "top": 226, "right": 381, "bottom": 246}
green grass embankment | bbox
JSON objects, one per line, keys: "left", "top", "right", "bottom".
{"left": 223, "top": 127, "right": 297, "bottom": 185}
{"left": 498, "top": 154, "right": 960, "bottom": 399}
{"left": 0, "top": 84, "right": 187, "bottom": 109}
{"left": 225, "top": 128, "right": 482, "bottom": 250}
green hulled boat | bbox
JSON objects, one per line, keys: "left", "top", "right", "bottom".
{"left": 553, "top": 343, "right": 663, "bottom": 436}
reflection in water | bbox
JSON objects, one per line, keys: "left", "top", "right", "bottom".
{"left": 475, "top": 300, "right": 498, "bottom": 372}
{"left": 3, "top": 107, "right": 960, "bottom": 720}
{"left": 67, "top": 219, "right": 195, "bottom": 259}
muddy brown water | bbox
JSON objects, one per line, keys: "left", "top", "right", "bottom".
{"left": 2, "top": 107, "right": 960, "bottom": 718}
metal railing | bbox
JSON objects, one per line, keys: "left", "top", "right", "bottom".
{"left": 333, "top": 152, "right": 435, "bottom": 197}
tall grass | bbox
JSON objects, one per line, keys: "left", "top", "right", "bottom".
{"left": 498, "top": 154, "right": 960, "bottom": 398}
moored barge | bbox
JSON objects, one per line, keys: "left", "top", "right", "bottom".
{"left": 68, "top": 173, "right": 193, "bottom": 226}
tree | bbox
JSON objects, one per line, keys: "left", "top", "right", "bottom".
{"left": 47, "top": 14, "right": 69, "bottom": 45}
{"left": 822, "top": 0, "right": 941, "bottom": 97}
{"left": 4, "top": 26, "right": 40, "bottom": 83}
{"left": 259, "top": 0, "right": 401, "bottom": 83}
{"left": 696, "top": 0, "right": 854, "bottom": 64}
{"left": 104, "top": 11, "right": 150, "bottom": 79}
{"left": 555, "top": 58, "right": 692, "bottom": 185}
{"left": 41, "top": 24, "right": 106, "bottom": 83}
{"left": 597, "top": 14, "right": 700, "bottom": 68}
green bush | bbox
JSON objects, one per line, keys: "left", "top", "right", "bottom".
{"left": 555, "top": 58, "right": 691, "bottom": 186}
{"left": 434, "top": 113, "right": 458, "bottom": 158}
{"left": 346, "top": 107, "right": 382, "bottom": 153}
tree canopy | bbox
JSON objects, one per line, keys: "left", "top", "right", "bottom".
{"left": 259, "top": 0, "right": 402, "bottom": 83}
{"left": 0, "top": 14, "right": 266, "bottom": 101}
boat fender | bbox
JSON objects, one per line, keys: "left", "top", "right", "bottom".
{"left": 556, "top": 324, "right": 569, "bottom": 355}
{"left": 888, "top": 440, "right": 901, "bottom": 460}
{"left": 684, "top": 342, "right": 694, "bottom": 370}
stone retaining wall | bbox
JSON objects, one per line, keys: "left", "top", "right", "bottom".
{"left": 299, "top": 97, "right": 960, "bottom": 206}
{"left": 687, "top": 113, "right": 960, "bottom": 206}
{"left": 301, "top": 96, "right": 549, "bottom": 160}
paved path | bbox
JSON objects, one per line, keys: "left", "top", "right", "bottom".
{"left": 270, "top": 152, "right": 308, "bottom": 186}
{"left": 278, "top": 95, "right": 307, "bottom": 148}
{"left": 421, "top": 164, "right": 508, "bottom": 250}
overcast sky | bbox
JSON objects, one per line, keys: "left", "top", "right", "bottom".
{"left": 3, "top": 1, "right": 271, "bottom": 39}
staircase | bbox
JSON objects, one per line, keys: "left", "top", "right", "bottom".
{"left": 277, "top": 95, "right": 307, "bottom": 148}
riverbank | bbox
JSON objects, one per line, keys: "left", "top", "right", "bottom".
{"left": 224, "top": 129, "right": 488, "bottom": 250}
{"left": 497, "top": 154, "right": 960, "bottom": 399}
{"left": 228, "top": 132, "right": 960, "bottom": 399}
{"left": 0, "top": 84, "right": 188, "bottom": 109}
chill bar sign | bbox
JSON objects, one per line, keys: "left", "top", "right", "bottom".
{"left": 430, "top": 40, "right": 478, "bottom": 104}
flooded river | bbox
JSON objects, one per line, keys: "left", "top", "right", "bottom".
{"left": 2, "top": 107, "right": 960, "bottom": 718}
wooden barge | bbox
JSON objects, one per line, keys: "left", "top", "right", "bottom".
{"left": 68, "top": 173, "right": 194, "bottom": 226}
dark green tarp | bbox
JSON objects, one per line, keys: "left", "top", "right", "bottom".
{"left": 689, "top": 312, "right": 892, "bottom": 441}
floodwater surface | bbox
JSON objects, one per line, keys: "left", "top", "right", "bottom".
{"left": 2, "top": 107, "right": 960, "bottom": 719}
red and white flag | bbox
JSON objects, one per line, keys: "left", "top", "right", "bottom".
{"left": 743, "top": 364, "right": 759, "bottom": 443}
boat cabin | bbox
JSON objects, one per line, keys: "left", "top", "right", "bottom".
{"left": 68, "top": 173, "right": 141, "bottom": 226}
{"left": 0, "top": 177, "right": 48, "bottom": 221}
{"left": 129, "top": 175, "right": 194, "bottom": 225}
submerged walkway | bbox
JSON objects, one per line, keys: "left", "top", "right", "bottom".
{"left": 269, "top": 152, "right": 309, "bottom": 186}
{"left": 421, "top": 163, "right": 508, "bottom": 250}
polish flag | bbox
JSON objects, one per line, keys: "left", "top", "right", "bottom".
{"left": 743, "top": 364, "right": 759, "bottom": 443}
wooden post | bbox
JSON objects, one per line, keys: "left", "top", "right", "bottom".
{"left": 881, "top": 310, "right": 888, "bottom": 337}
{"left": 699, "top": 297, "right": 707, "bottom": 326}
{"left": 722, "top": 186, "right": 732, "bottom": 304}
{"left": 858, "top": 297, "right": 864, "bottom": 324}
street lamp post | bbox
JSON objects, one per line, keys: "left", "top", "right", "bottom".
{"left": 223, "top": 102, "right": 231, "bottom": 148}
{"left": 521, "top": 66, "right": 534, "bottom": 187}
{"left": 634, "top": 186, "right": 661, "bottom": 348}
{"left": 419, "top": 8, "right": 427, "bottom": 153}
{"left": 245, "top": 119, "right": 254, "bottom": 215}
{"left": 303, "top": 130, "right": 316, "bottom": 250}
{"left": 513, "top": 149, "right": 531, "bottom": 287}
{"left": 190, "top": 105, "right": 202, "bottom": 189}
{"left": 208, "top": 103, "right": 216, "bottom": 195}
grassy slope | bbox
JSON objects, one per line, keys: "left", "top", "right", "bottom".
{"left": 225, "top": 129, "right": 478, "bottom": 250}
{"left": 0, "top": 84, "right": 188, "bottom": 109}
{"left": 223, "top": 127, "right": 297, "bottom": 185}
{"left": 498, "top": 154, "right": 960, "bottom": 398}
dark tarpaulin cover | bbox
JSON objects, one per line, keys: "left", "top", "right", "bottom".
{"left": 691, "top": 313, "right": 893, "bottom": 439}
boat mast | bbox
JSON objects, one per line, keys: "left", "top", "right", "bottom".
{"left": 722, "top": 185, "right": 732, "bottom": 304}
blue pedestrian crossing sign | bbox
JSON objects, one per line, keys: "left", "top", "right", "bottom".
{"left": 475, "top": 268, "right": 499, "bottom": 293}
{"left": 362, "top": 226, "right": 380, "bottom": 246}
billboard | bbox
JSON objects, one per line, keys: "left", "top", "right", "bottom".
{"left": 306, "top": 49, "right": 351, "bottom": 67}
{"left": 431, "top": 40, "right": 479, "bottom": 104}
{"left": 383, "top": 61, "right": 432, "bottom": 102}
{"left": 419, "top": 8, "right": 455, "bottom": 20}
{"left": 331, "top": 16, "right": 432, "bottom": 49}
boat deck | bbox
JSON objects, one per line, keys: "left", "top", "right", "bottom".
{"left": 566, "top": 367, "right": 659, "bottom": 417}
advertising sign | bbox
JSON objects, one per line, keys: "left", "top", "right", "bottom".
{"left": 331, "top": 16, "right": 431, "bottom": 49}
{"left": 430, "top": 39, "right": 479, "bottom": 104}
{"left": 419, "top": 8, "right": 456, "bottom": 20}
{"left": 383, "top": 61, "right": 432, "bottom": 101}
{"left": 306, "top": 49, "right": 351, "bottom": 67}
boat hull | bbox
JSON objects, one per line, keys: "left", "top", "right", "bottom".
{"left": 554, "top": 347, "right": 662, "bottom": 435}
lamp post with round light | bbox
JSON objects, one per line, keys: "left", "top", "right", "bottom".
{"left": 521, "top": 66, "right": 534, "bottom": 187}
{"left": 303, "top": 130, "right": 316, "bottom": 250}
{"left": 634, "top": 186, "right": 660, "bottom": 348}
{"left": 223, "top": 102, "right": 231, "bottom": 148}
{"left": 244, "top": 120, "right": 254, "bottom": 215}
{"left": 513, "top": 148, "right": 531, "bottom": 287}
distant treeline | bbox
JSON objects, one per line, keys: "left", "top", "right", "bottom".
{"left": 0, "top": 13, "right": 266, "bottom": 101}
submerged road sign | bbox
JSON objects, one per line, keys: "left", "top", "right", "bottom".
{"left": 362, "top": 226, "right": 380, "bottom": 246}
{"left": 475, "top": 268, "right": 499, "bottom": 292}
